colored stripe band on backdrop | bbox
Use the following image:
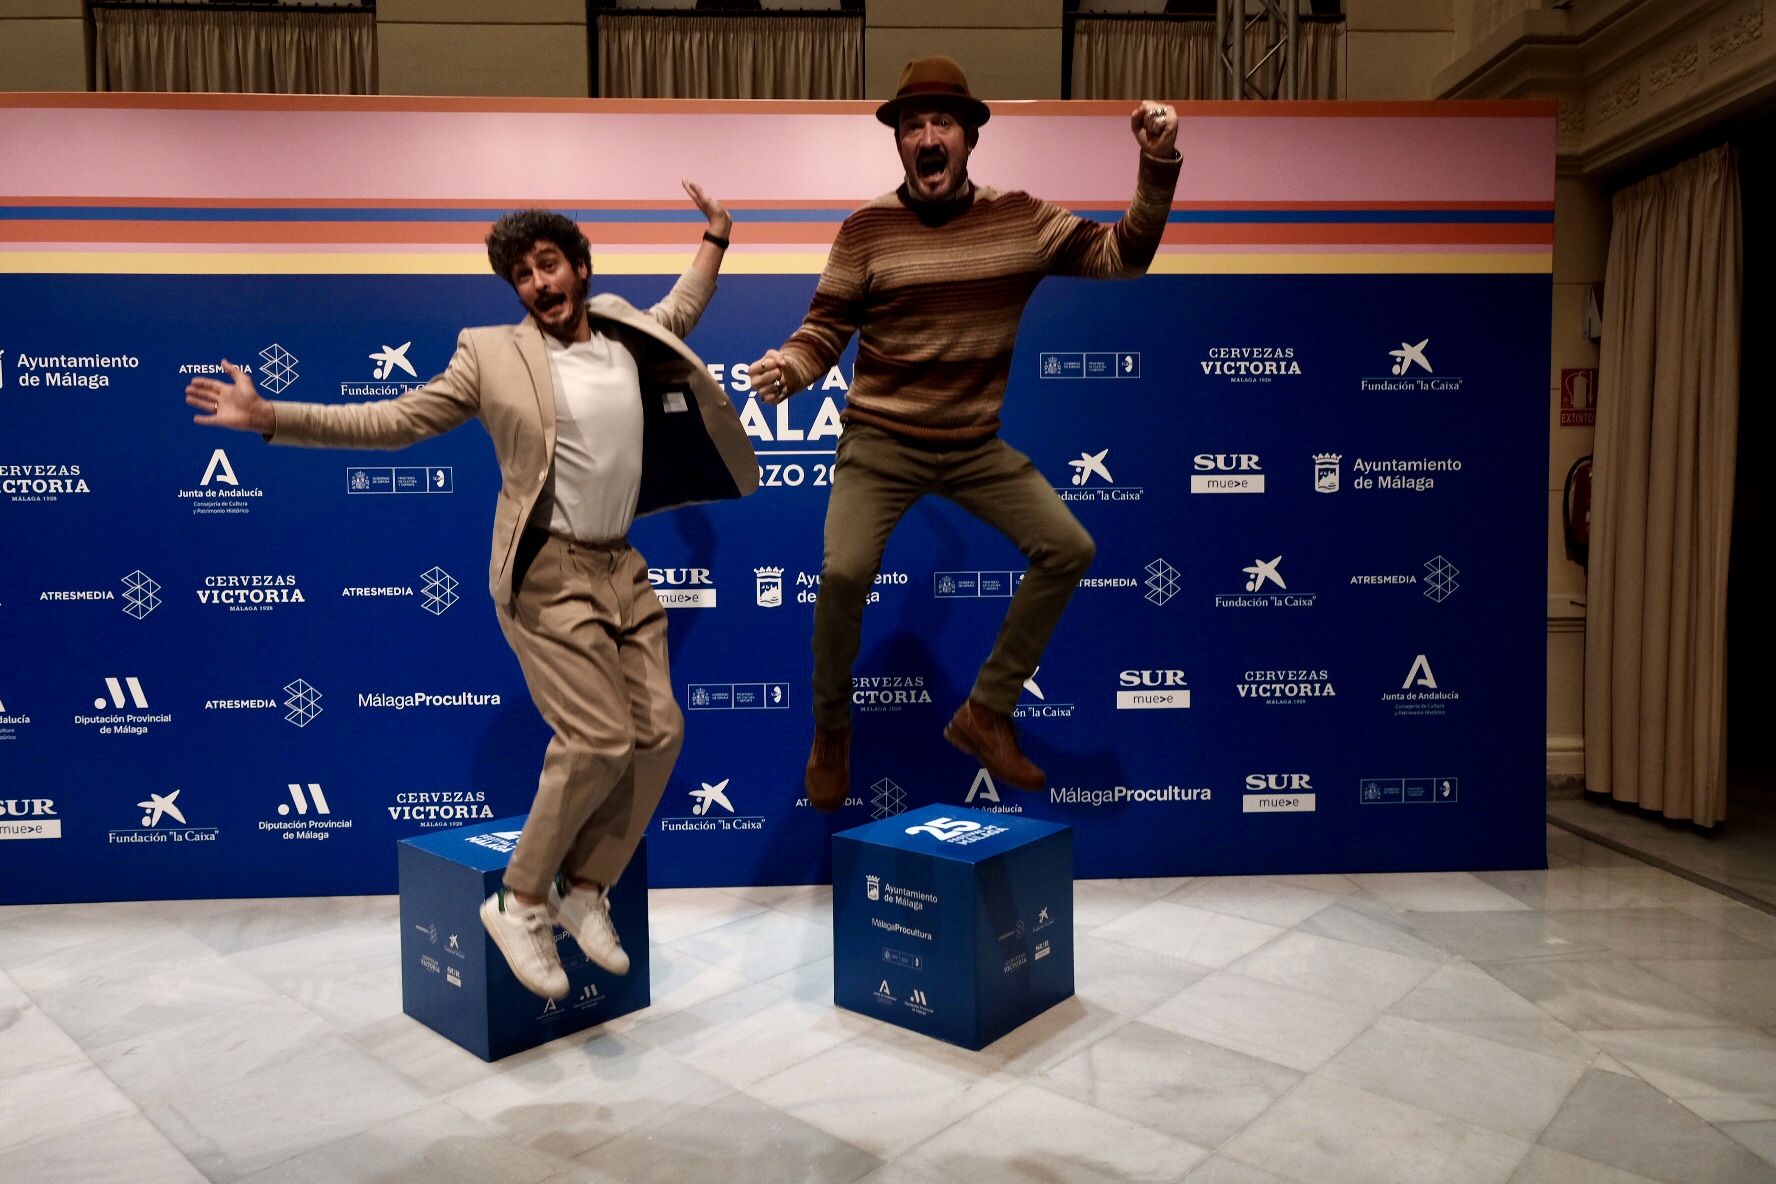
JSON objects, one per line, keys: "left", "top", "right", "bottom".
{"left": 0, "top": 94, "right": 1555, "bottom": 275}
{"left": 0, "top": 206, "right": 1553, "bottom": 224}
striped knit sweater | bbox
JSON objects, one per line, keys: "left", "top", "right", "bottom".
{"left": 778, "top": 151, "right": 1182, "bottom": 442}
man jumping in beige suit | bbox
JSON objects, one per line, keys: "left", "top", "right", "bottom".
{"left": 184, "top": 182, "right": 757, "bottom": 999}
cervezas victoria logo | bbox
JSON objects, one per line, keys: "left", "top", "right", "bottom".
{"left": 1199, "top": 345, "right": 1300, "bottom": 383}
{"left": 196, "top": 573, "right": 305, "bottom": 613}
{"left": 2, "top": 462, "right": 90, "bottom": 503}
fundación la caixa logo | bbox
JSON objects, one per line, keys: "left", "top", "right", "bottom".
{"left": 344, "top": 341, "right": 427, "bottom": 398}
{"left": 1014, "top": 666, "right": 1075, "bottom": 721}
{"left": 111, "top": 787, "right": 219, "bottom": 846}
{"left": 1361, "top": 337, "right": 1464, "bottom": 393}
{"left": 1215, "top": 555, "right": 1317, "bottom": 609}
{"left": 660, "top": 775, "right": 765, "bottom": 833}
{"left": 1053, "top": 447, "right": 1144, "bottom": 504}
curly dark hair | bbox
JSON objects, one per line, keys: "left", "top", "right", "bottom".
{"left": 485, "top": 210, "right": 591, "bottom": 285}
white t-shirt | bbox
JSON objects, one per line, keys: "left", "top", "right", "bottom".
{"left": 533, "top": 325, "right": 645, "bottom": 541}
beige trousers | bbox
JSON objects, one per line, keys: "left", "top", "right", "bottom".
{"left": 496, "top": 531, "right": 683, "bottom": 898}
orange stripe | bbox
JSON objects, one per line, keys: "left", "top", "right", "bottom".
{"left": 0, "top": 93, "right": 1557, "bottom": 118}
{"left": 0, "top": 220, "right": 850, "bottom": 245}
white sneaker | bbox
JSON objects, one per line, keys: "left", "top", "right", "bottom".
{"left": 555, "top": 882, "right": 631, "bottom": 975}
{"left": 479, "top": 891, "right": 568, "bottom": 999}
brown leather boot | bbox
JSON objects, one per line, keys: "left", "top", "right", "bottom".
{"left": 805, "top": 724, "right": 851, "bottom": 813}
{"left": 943, "top": 700, "right": 1045, "bottom": 790}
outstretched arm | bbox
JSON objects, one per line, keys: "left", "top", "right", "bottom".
{"left": 647, "top": 179, "right": 734, "bottom": 341}
{"left": 185, "top": 334, "right": 481, "bottom": 450}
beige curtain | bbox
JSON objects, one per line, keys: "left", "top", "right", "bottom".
{"left": 1584, "top": 146, "right": 1743, "bottom": 826}
{"left": 1071, "top": 17, "right": 1345, "bottom": 100}
{"left": 94, "top": 7, "right": 375, "bottom": 95}
{"left": 598, "top": 14, "right": 862, "bottom": 100}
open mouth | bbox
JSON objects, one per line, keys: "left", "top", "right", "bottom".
{"left": 534, "top": 290, "right": 567, "bottom": 315}
{"left": 916, "top": 149, "right": 948, "bottom": 183}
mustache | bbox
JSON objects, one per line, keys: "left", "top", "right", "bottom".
{"left": 916, "top": 147, "right": 948, "bottom": 170}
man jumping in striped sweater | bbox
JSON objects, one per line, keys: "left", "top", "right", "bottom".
{"left": 750, "top": 55, "right": 1181, "bottom": 812}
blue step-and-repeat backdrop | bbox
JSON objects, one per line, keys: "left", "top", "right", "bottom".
{"left": 0, "top": 97, "right": 1555, "bottom": 902}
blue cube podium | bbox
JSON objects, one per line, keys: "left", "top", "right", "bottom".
{"left": 397, "top": 815, "right": 650, "bottom": 1061}
{"left": 832, "top": 804, "right": 1073, "bottom": 1050}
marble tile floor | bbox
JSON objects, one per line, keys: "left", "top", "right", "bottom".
{"left": 9, "top": 826, "right": 1776, "bottom": 1183}
{"left": 1548, "top": 780, "right": 1776, "bottom": 914}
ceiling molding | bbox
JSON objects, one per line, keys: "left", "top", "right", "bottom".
{"left": 1432, "top": 0, "right": 1775, "bottom": 177}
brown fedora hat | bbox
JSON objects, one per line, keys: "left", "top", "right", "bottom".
{"left": 874, "top": 55, "right": 991, "bottom": 128}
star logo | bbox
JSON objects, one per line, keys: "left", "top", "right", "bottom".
{"left": 689, "top": 778, "right": 734, "bottom": 816}
{"left": 370, "top": 341, "right": 417, "bottom": 380}
{"left": 138, "top": 789, "right": 187, "bottom": 828}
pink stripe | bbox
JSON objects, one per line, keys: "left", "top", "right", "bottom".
{"left": 0, "top": 107, "right": 1552, "bottom": 204}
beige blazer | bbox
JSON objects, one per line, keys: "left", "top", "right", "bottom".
{"left": 269, "top": 274, "right": 758, "bottom": 607}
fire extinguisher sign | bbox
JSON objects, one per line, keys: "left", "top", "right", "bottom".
{"left": 1560, "top": 368, "right": 1597, "bottom": 426}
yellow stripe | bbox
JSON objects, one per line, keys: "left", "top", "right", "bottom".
{"left": 0, "top": 250, "right": 832, "bottom": 275}
{"left": 0, "top": 249, "right": 1550, "bottom": 276}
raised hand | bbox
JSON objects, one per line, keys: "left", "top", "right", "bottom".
{"left": 683, "top": 179, "right": 732, "bottom": 239}
{"left": 185, "top": 359, "right": 274, "bottom": 434}
{"left": 1131, "top": 101, "right": 1179, "bottom": 158}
